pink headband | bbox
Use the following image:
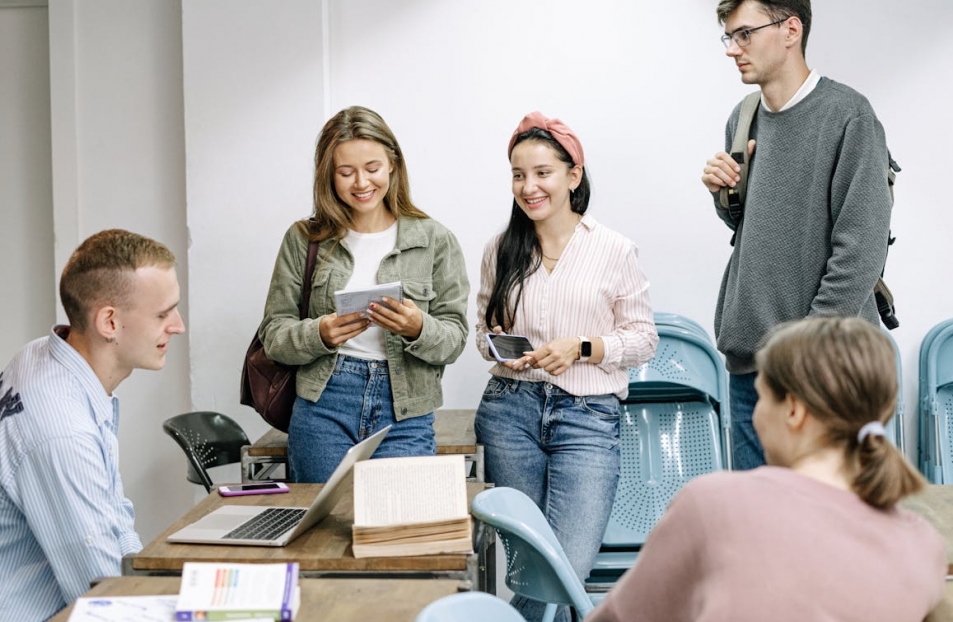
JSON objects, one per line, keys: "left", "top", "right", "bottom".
{"left": 507, "top": 111, "right": 585, "bottom": 167}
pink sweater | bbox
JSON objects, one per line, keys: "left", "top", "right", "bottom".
{"left": 587, "top": 467, "right": 946, "bottom": 622}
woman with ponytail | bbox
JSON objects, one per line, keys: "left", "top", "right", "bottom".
{"left": 588, "top": 317, "right": 945, "bottom": 622}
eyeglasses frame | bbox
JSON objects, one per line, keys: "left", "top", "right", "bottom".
{"left": 721, "top": 17, "right": 788, "bottom": 48}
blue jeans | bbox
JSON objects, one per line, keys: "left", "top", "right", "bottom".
{"left": 288, "top": 355, "right": 436, "bottom": 483}
{"left": 475, "top": 377, "right": 621, "bottom": 622}
{"left": 730, "top": 371, "right": 765, "bottom": 470}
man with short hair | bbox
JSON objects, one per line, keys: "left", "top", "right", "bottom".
{"left": 701, "top": 0, "right": 892, "bottom": 469}
{"left": 0, "top": 229, "right": 185, "bottom": 621}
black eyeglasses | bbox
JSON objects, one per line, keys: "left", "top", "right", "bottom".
{"left": 721, "top": 18, "right": 786, "bottom": 48}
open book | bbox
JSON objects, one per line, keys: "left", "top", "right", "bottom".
{"left": 174, "top": 562, "right": 300, "bottom": 621}
{"left": 352, "top": 454, "right": 473, "bottom": 558}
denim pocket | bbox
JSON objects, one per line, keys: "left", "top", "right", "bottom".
{"left": 481, "top": 376, "right": 509, "bottom": 399}
{"left": 581, "top": 394, "right": 621, "bottom": 420}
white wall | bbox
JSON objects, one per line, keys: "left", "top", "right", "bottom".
{"left": 0, "top": 4, "right": 54, "bottom": 364}
{"left": 181, "top": 0, "right": 327, "bottom": 444}
{"left": 3, "top": 0, "right": 951, "bottom": 542}
{"left": 188, "top": 0, "right": 953, "bottom": 464}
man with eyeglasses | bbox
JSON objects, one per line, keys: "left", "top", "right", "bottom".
{"left": 700, "top": 0, "right": 892, "bottom": 470}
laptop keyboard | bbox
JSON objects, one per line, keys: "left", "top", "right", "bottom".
{"left": 223, "top": 507, "right": 307, "bottom": 541}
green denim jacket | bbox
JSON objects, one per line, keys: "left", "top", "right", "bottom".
{"left": 259, "top": 217, "right": 470, "bottom": 420}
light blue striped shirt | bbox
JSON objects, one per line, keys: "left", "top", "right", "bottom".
{"left": 0, "top": 327, "right": 142, "bottom": 622}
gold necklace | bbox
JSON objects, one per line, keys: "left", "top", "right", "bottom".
{"left": 542, "top": 253, "right": 560, "bottom": 262}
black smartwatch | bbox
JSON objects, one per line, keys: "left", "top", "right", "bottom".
{"left": 578, "top": 336, "right": 592, "bottom": 363}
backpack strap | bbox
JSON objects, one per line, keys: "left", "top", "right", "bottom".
{"left": 719, "top": 91, "right": 762, "bottom": 224}
{"left": 298, "top": 221, "right": 321, "bottom": 321}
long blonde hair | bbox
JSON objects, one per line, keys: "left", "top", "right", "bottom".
{"left": 308, "top": 106, "right": 427, "bottom": 242}
{"left": 756, "top": 317, "right": 924, "bottom": 509}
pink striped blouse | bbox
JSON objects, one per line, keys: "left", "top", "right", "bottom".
{"left": 475, "top": 214, "right": 658, "bottom": 399}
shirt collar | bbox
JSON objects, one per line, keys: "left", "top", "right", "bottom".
{"left": 579, "top": 212, "right": 596, "bottom": 231}
{"left": 49, "top": 325, "right": 116, "bottom": 427}
{"left": 762, "top": 68, "right": 821, "bottom": 113}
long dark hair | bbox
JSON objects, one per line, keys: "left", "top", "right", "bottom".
{"left": 483, "top": 128, "right": 591, "bottom": 331}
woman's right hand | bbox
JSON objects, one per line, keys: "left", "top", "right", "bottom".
{"left": 319, "top": 311, "right": 370, "bottom": 348}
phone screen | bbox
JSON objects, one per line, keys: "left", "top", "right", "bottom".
{"left": 487, "top": 334, "right": 534, "bottom": 361}
{"left": 228, "top": 483, "right": 283, "bottom": 492}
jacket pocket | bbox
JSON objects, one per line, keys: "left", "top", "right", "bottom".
{"left": 402, "top": 279, "right": 436, "bottom": 314}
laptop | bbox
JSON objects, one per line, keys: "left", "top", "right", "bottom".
{"left": 166, "top": 425, "right": 390, "bottom": 547}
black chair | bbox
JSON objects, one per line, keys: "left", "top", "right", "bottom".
{"left": 162, "top": 411, "right": 250, "bottom": 493}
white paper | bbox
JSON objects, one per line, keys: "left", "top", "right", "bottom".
{"left": 68, "top": 595, "right": 177, "bottom": 622}
{"left": 334, "top": 281, "right": 403, "bottom": 317}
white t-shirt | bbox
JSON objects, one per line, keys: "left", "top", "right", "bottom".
{"left": 338, "top": 222, "right": 398, "bottom": 361}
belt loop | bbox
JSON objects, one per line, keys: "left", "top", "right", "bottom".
{"left": 333, "top": 354, "right": 345, "bottom": 373}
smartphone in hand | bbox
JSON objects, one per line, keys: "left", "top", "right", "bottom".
{"left": 218, "top": 482, "right": 290, "bottom": 497}
{"left": 486, "top": 333, "right": 534, "bottom": 363}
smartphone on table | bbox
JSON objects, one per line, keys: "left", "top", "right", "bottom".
{"left": 486, "top": 333, "right": 535, "bottom": 363}
{"left": 217, "top": 482, "right": 290, "bottom": 497}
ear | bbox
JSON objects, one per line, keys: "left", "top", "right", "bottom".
{"left": 783, "top": 16, "right": 803, "bottom": 51}
{"left": 92, "top": 305, "right": 120, "bottom": 342}
{"left": 568, "top": 164, "right": 583, "bottom": 190}
{"left": 785, "top": 393, "right": 810, "bottom": 432}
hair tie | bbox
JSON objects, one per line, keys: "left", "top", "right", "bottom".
{"left": 857, "top": 421, "right": 886, "bottom": 444}
{"left": 507, "top": 111, "right": 585, "bottom": 167}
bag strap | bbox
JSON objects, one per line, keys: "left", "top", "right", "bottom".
{"left": 298, "top": 222, "right": 321, "bottom": 321}
{"left": 719, "top": 91, "right": 762, "bottom": 223}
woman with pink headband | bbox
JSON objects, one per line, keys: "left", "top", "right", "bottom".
{"left": 474, "top": 111, "right": 659, "bottom": 621}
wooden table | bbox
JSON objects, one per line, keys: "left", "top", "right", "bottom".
{"left": 123, "top": 482, "right": 495, "bottom": 593}
{"left": 902, "top": 484, "right": 953, "bottom": 574}
{"left": 242, "top": 409, "right": 483, "bottom": 482}
{"left": 50, "top": 576, "right": 467, "bottom": 621}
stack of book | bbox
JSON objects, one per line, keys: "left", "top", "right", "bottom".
{"left": 174, "top": 562, "right": 300, "bottom": 621}
{"left": 351, "top": 454, "right": 473, "bottom": 558}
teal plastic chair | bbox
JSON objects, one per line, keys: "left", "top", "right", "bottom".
{"left": 919, "top": 320, "right": 953, "bottom": 483}
{"left": 470, "top": 487, "right": 593, "bottom": 622}
{"left": 415, "top": 591, "right": 525, "bottom": 622}
{"left": 653, "top": 312, "right": 710, "bottom": 341}
{"left": 589, "top": 322, "right": 728, "bottom": 592}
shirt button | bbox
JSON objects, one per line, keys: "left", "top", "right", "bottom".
{"left": 86, "top": 535, "right": 94, "bottom": 544}
{"left": 411, "top": 345, "right": 418, "bottom": 351}
{"left": 401, "top": 408, "right": 407, "bottom": 415}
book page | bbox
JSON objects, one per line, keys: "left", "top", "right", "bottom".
{"left": 353, "top": 455, "right": 468, "bottom": 527}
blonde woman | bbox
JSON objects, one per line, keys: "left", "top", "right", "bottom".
{"left": 259, "top": 106, "right": 469, "bottom": 483}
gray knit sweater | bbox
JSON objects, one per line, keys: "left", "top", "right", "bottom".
{"left": 713, "top": 78, "right": 892, "bottom": 373}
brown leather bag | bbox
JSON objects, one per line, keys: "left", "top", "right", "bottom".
{"left": 240, "top": 230, "right": 320, "bottom": 432}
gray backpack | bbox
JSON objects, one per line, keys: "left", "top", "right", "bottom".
{"left": 718, "top": 91, "right": 900, "bottom": 330}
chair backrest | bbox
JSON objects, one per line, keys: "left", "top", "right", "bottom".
{"left": 414, "top": 591, "right": 525, "bottom": 622}
{"left": 918, "top": 321, "right": 953, "bottom": 483}
{"left": 653, "top": 312, "right": 710, "bottom": 342}
{"left": 627, "top": 325, "right": 727, "bottom": 410}
{"left": 470, "top": 487, "right": 593, "bottom": 619}
{"left": 162, "top": 411, "right": 250, "bottom": 492}
{"left": 603, "top": 400, "right": 724, "bottom": 547}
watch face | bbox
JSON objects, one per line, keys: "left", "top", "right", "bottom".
{"left": 581, "top": 340, "right": 592, "bottom": 357}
